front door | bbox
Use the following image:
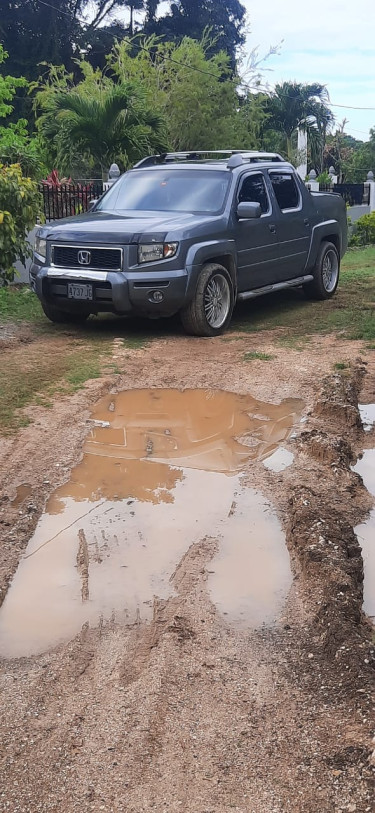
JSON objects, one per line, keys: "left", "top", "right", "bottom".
{"left": 234, "top": 172, "right": 280, "bottom": 292}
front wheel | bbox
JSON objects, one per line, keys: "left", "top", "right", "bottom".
{"left": 42, "top": 302, "right": 89, "bottom": 324}
{"left": 180, "top": 263, "right": 234, "bottom": 337}
{"left": 303, "top": 241, "right": 340, "bottom": 300}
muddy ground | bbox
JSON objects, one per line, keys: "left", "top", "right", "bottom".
{"left": 0, "top": 325, "right": 374, "bottom": 813}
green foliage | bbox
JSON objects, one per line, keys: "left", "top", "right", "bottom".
{"left": 0, "top": 45, "right": 27, "bottom": 119}
{"left": 316, "top": 170, "right": 331, "bottom": 185}
{"left": 143, "top": 0, "right": 246, "bottom": 66}
{"left": 349, "top": 212, "right": 375, "bottom": 247}
{"left": 0, "top": 119, "right": 47, "bottom": 179}
{"left": 0, "top": 163, "right": 42, "bottom": 284}
{"left": 266, "top": 82, "right": 334, "bottom": 163}
{"left": 324, "top": 126, "right": 375, "bottom": 183}
{"left": 34, "top": 62, "right": 167, "bottom": 173}
{"left": 110, "top": 35, "right": 262, "bottom": 152}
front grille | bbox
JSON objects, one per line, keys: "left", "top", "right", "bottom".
{"left": 52, "top": 245, "right": 122, "bottom": 270}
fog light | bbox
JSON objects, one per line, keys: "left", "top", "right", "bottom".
{"left": 151, "top": 290, "right": 164, "bottom": 303}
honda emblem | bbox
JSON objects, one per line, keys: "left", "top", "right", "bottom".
{"left": 78, "top": 250, "right": 91, "bottom": 265}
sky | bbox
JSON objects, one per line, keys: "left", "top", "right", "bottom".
{"left": 241, "top": 0, "right": 375, "bottom": 140}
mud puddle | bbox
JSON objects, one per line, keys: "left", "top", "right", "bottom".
{"left": 359, "top": 402, "right": 375, "bottom": 432}
{"left": 11, "top": 483, "right": 32, "bottom": 507}
{"left": 0, "top": 389, "right": 303, "bottom": 657}
{"left": 353, "top": 448, "right": 375, "bottom": 619}
{"left": 263, "top": 447, "right": 294, "bottom": 473}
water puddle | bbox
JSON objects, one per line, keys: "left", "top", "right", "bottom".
{"left": 263, "top": 447, "right": 294, "bottom": 473}
{"left": 11, "top": 483, "right": 32, "bottom": 507}
{"left": 359, "top": 403, "right": 375, "bottom": 432}
{"left": 208, "top": 488, "right": 291, "bottom": 625}
{"left": 0, "top": 389, "right": 303, "bottom": 657}
{"left": 353, "top": 448, "right": 375, "bottom": 619}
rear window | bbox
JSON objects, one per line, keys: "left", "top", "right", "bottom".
{"left": 96, "top": 169, "right": 230, "bottom": 214}
{"left": 269, "top": 173, "right": 300, "bottom": 211}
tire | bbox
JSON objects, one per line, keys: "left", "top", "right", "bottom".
{"left": 303, "top": 241, "right": 340, "bottom": 300}
{"left": 180, "top": 263, "right": 234, "bottom": 337}
{"left": 42, "top": 302, "right": 89, "bottom": 324}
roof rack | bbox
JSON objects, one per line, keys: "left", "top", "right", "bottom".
{"left": 133, "top": 150, "right": 284, "bottom": 169}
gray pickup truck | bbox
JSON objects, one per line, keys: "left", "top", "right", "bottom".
{"left": 31, "top": 151, "right": 347, "bottom": 336}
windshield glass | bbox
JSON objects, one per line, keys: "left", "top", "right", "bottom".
{"left": 96, "top": 169, "right": 230, "bottom": 214}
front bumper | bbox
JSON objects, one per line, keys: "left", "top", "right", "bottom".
{"left": 30, "top": 264, "right": 190, "bottom": 317}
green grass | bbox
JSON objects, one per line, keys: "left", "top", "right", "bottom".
{"left": 122, "top": 335, "right": 150, "bottom": 350}
{"left": 334, "top": 361, "right": 350, "bottom": 370}
{"left": 0, "top": 335, "right": 112, "bottom": 433}
{"left": 243, "top": 351, "right": 274, "bottom": 361}
{"left": 0, "top": 286, "right": 43, "bottom": 322}
{"left": 230, "top": 246, "right": 375, "bottom": 343}
{"left": 0, "top": 289, "right": 153, "bottom": 433}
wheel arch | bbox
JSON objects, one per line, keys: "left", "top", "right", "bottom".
{"left": 204, "top": 254, "right": 237, "bottom": 293}
{"left": 185, "top": 241, "right": 237, "bottom": 300}
{"left": 322, "top": 234, "right": 340, "bottom": 256}
{"left": 305, "top": 221, "right": 342, "bottom": 271}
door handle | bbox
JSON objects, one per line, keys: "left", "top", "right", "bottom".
{"left": 304, "top": 218, "right": 310, "bottom": 226}
{"left": 269, "top": 224, "right": 276, "bottom": 234}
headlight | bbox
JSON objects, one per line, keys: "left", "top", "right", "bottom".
{"left": 138, "top": 242, "right": 178, "bottom": 264}
{"left": 34, "top": 234, "right": 46, "bottom": 260}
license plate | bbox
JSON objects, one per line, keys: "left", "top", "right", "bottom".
{"left": 68, "top": 283, "right": 93, "bottom": 300}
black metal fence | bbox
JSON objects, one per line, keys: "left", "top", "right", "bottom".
{"left": 39, "top": 182, "right": 104, "bottom": 221}
{"left": 319, "top": 183, "right": 370, "bottom": 206}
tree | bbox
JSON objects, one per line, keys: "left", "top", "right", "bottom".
{"left": 0, "top": 1, "right": 84, "bottom": 80}
{"left": 266, "top": 81, "right": 334, "bottom": 163}
{"left": 110, "top": 35, "right": 261, "bottom": 151}
{"left": 34, "top": 63, "right": 167, "bottom": 175}
{"left": 143, "top": 0, "right": 246, "bottom": 66}
{"left": 0, "top": 120, "right": 47, "bottom": 179}
{"left": 0, "top": 45, "right": 27, "bottom": 118}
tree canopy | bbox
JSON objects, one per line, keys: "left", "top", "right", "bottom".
{"left": 266, "top": 81, "right": 335, "bottom": 165}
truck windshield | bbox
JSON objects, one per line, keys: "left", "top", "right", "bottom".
{"left": 96, "top": 169, "right": 230, "bottom": 214}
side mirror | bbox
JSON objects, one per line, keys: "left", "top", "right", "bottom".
{"left": 88, "top": 199, "right": 98, "bottom": 212}
{"left": 237, "top": 201, "right": 262, "bottom": 219}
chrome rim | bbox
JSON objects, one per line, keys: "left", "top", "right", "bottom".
{"left": 204, "top": 274, "right": 231, "bottom": 329}
{"left": 322, "top": 249, "right": 339, "bottom": 292}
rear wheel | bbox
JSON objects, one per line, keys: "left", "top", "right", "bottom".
{"left": 303, "top": 241, "right": 340, "bottom": 300}
{"left": 180, "top": 263, "right": 234, "bottom": 337}
{"left": 42, "top": 302, "right": 89, "bottom": 324}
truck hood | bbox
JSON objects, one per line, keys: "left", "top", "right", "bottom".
{"left": 42, "top": 211, "right": 211, "bottom": 244}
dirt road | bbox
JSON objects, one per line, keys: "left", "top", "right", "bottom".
{"left": 0, "top": 326, "right": 374, "bottom": 813}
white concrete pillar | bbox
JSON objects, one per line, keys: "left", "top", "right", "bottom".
{"left": 367, "top": 172, "right": 375, "bottom": 211}
{"left": 296, "top": 128, "right": 307, "bottom": 180}
{"left": 305, "top": 169, "right": 319, "bottom": 192}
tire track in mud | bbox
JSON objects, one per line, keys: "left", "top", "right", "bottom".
{"left": 1, "top": 351, "right": 374, "bottom": 812}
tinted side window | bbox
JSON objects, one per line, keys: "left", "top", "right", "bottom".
{"left": 238, "top": 173, "right": 269, "bottom": 213}
{"left": 269, "top": 173, "right": 300, "bottom": 210}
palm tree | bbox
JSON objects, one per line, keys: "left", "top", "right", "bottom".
{"left": 266, "top": 81, "right": 334, "bottom": 163}
{"left": 38, "top": 81, "right": 167, "bottom": 176}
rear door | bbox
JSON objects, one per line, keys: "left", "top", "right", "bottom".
{"left": 233, "top": 171, "right": 280, "bottom": 291}
{"left": 267, "top": 171, "right": 310, "bottom": 280}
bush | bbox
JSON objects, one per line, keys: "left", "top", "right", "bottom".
{"left": 349, "top": 212, "right": 375, "bottom": 247}
{"left": 0, "top": 163, "right": 42, "bottom": 284}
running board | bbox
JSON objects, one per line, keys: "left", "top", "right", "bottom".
{"left": 237, "top": 275, "right": 313, "bottom": 301}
